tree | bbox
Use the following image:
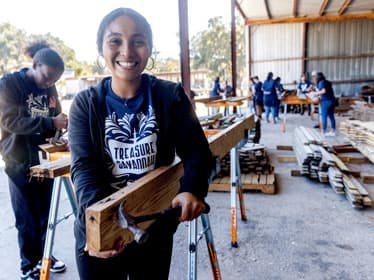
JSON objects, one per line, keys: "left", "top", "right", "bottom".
{"left": 0, "top": 23, "right": 94, "bottom": 76}
{"left": 0, "top": 23, "right": 27, "bottom": 73}
{"left": 190, "top": 16, "right": 246, "bottom": 92}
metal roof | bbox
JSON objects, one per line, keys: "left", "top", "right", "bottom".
{"left": 235, "top": 0, "right": 374, "bottom": 25}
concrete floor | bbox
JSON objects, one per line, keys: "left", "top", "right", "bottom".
{"left": 0, "top": 112, "right": 373, "bottom": 280}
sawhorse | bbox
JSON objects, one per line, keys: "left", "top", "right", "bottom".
{"left": 187, "top": 141, "right": 248, "bottom": 279}
{"left": 30, "top": 158, "right": 77, "bottom": 280}
{"left": 230, "top": 143, "right": 248, "bottom": 248}
{"left": 187, "top": 158, "right": 222, "bottom": 280}
{"left": 39, "top": 175, "right": 77, "bottom": 280}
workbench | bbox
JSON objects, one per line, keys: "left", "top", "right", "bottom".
{"left": 282, "top": 95, "right": 320, "bottom": 132}
{"left": 30, "top": 150, "right": 76, "bottom": 280}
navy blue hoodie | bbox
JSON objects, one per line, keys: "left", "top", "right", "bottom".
{"left": 68, "top": 75, "right": 213, "bottom": 251}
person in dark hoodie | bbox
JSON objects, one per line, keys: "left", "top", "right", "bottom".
{"left": 68, "top": 7, "right": 212, "bottom": 280}
{"left": 0, "top": 41, "right": 67, "bottom": 280}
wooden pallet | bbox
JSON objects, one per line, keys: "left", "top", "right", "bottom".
{"left": 209, "top": 173, "right": 276, "bottom": 194}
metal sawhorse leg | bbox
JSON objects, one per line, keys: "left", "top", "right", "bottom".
{"left": 187, "top": 143, "right": 248, "bottom": 278}
{"left": 39, "top": 175, "right": 77, "bottom": 280}
{"left": 230, "top": 145, "right": 247, "bottom": 248}
{"left": 187, "top": 158, "right": 222, "bottom": 280}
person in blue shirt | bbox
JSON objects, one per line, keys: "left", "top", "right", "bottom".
{"left": 209, "top": 76, "right": 224, "bottom": 97}
{"left": 252, "top": 76, "right": 263, "bottom": 119}
{"left": 262, "top": 72, "right": 278, "bottom": 123}
{"left": 209, "top": 76, "right": 224, "bottom": 114}
{"left": 297, "top": 74, "right": 312, "bottom": 115}
{"left": 311, "top": 72, "right": 336, "bottom": 137}
{"left": 68, "top": 7, "right": 212, "bottom": 280}
{"left": 0, "top": 41, "right": 67, "bottom": 280}
{"left": 274, "top": 77, "right": 284, "bottom": 121}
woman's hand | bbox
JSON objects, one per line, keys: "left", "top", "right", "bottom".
{"left": 171, "top": 192, "right": 206, "bottom": 222}
{"left": 53, "top": 113, "right": 68, "bottom": 129}
{"left": 85, "top": 238, "right": 126, "bottom": 259}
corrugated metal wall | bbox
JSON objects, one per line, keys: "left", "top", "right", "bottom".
{"left": 250, "top": 19, "right": 374, "bottom": 95}
{"left": 250, "top": 23, "right": 302, "bottom": 87}
{"left": 307, "top": 20, "right": 374, "bottom": 95}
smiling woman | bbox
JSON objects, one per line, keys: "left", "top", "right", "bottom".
{"left": 68, "top": 7, "right": 212, "bottom": 280}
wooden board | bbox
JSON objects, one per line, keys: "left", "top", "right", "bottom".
{"left": 361, "top": 174, "right": 374, "bottom": 184}
{"left": 30, "top": 157, "right": 71, "bottom": 178}
{"left": 209, "top": 173, "right": 276, "bottom": 194}
{"left": 276, "top": 145, "right": 293, "bottom": 151}
{"left": 277, "top": 155, "right": 297, "bottom": 162}
{"left": 337, "top": 154, "right": 369, "bottom": 164}
{"left": 39, "top": 143, "right": 69, "bottom": 153}
{"left": 86, "top": 114, "right": 255, "bottom": 252}
{"left": 291, "top": 170, "right": 302, "bottom": 176}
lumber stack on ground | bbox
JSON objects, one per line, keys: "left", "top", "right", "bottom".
{"left": 293, "top": 126, "right": 372, "bottom": 209}
{"left": 210, "top": 142, "right": 275, "bottom": 194}
{"left": 349, "top": 101, "right": 374, "bottom": 121}
{"left": 339, "top": 120, "right": 374, "bottom": 163}
{"left": 209, "top": 173, "right": 276, "bottom": 194}
{"left": 86, "top": 114, "right": 255, "bottom": 252}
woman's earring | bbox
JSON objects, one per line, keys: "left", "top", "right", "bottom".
{"left": 95, "top": 55, "right": 106, "bottom": 70}
{"left": 145, "top": 57, "right": 155, "bottom": 71}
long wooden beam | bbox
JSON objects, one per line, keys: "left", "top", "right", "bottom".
{"left": 338, "top": 0, "right": 353, "bottom": 16}
{"left": 246, "top": 12, "right": 374, "bottom": 25}
{"left": 86, "top": 115, "right": 255, "bottom": 252}
{"left": 319, "top": 0, "right": 329, "bottom": 16}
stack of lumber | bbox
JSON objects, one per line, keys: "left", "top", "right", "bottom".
{"left": 348, "top": 101, "right": 374, "bottom": 121}
{"left": 293, "top": 127, "right": 329, "bottom": 182}
{"left": 339, "top": 120, "right": 374, "bottom": 163}
{"left": 217, "top": 143, "right": 273, "bottom": 176}
{"left": 342, "top": 174, "right": 373, "bottom": 209}
{"left": 199, "top": 113, "right": 245, "bottom": 130}
{"left": 334, "top": 96, "right": 364, "bottom": 114}
{"left": 293, "top": 126, "right": 373, "bottom": 209}
{"left": 210, "top": 142, "right": 276, "bottom": 194}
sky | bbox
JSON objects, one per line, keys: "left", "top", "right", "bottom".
{"left": 0, "top": 0, "right": 231, "bottom": 63}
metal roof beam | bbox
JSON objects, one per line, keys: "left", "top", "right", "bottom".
{"left": 235, "top": 0, "right": 247, "bottom": 19}
{"left": 264, "top": 0, "right": 272, "bottom": 19}
{"left": 246, "top": 12, "right": 374, "bottom": 25}
{"left": 338, "top": 0, "right": 353, "bottom": 15}
{"left": 319, "top": 0, "right": 329, "bottom": 16}
{"left": 293, "top": 0, "right": 298, "bottom": 17}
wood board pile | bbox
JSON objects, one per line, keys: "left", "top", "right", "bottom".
{"left": 335, "top": 96, "right": 364, "bottom": 114}
{"left": 339, "top": 120, "right": 374, "bottom": 163}
{"left": 217, "top": 143, "right": 273, "bottom": 177}
{"left": 210, "top": 142, "right": 276, "bottom": 194}
{"left": 199, "top": 113, "right": 246, "bottom": 130}
{"left": 348, "top": 101, "right": 374, "bottom": 121}
{"left": 293, "top": 126, "right": 373, "bottom": 209}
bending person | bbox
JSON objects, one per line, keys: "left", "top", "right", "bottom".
{"left": 0, "top": 41, "right": 67, "bottom": 280}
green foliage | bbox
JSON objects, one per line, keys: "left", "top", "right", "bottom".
{"left": 0, "top": 23, "right": 93, "bottom": 76}
{"left": 190, "top": 16, "right": 246, "bottom": 90}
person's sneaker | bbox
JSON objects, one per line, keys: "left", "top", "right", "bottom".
{"left": 325, "top": 131, "right": 336, "bottom": 137}
{"left": 313, "top": 124, "right": 320, "bottom": 129}
{"left": 20, "top": 268, "right": 40, "bottom": 280}
{"left": 36, "top": 256, "right": 66, "bottom": 273}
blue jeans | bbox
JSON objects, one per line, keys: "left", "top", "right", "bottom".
{"left": 265, "top": 106, "right": 276, "bottom": 121}
{"left": 6, "top": 162, "right": 53, "bottom": 272}
{"left": 320, "top": 99, "right": 336, "bottom": 133}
